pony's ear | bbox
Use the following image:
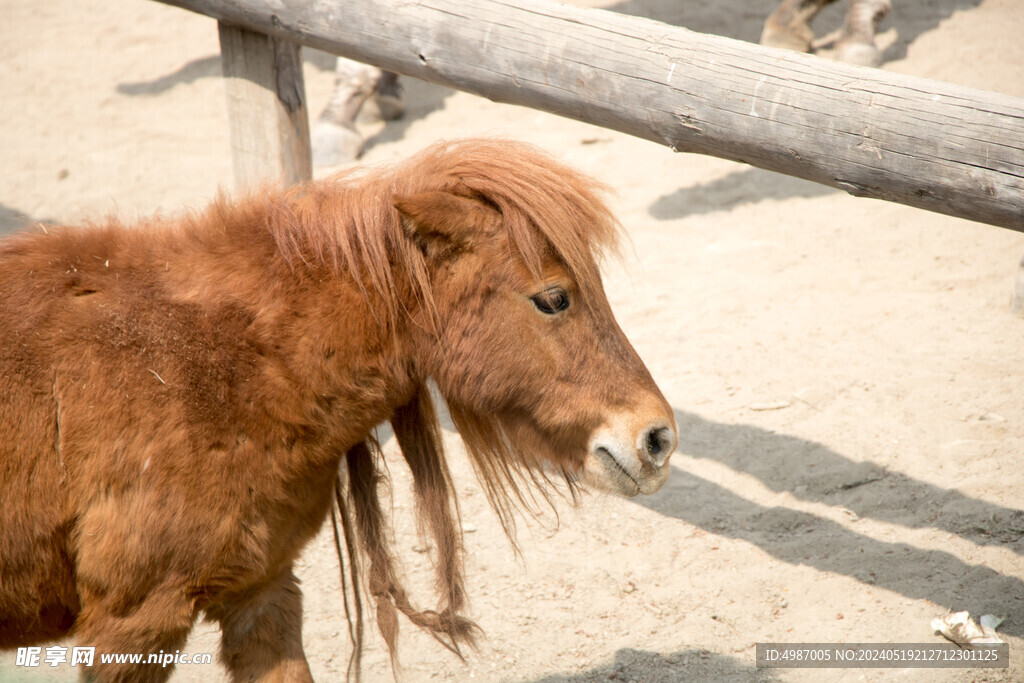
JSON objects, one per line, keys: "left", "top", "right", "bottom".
{"left": 394, "top": 191, "right": 498, "bottom": 252}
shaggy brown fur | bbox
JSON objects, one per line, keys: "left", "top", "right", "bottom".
{"left": 0, "top": 139, "right": 671, "bottom": 681}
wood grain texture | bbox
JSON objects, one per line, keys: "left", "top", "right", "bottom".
{"left": 165, "top": 0, "right": 1024, "bottom": 230}
{"left": 218, "top": 21, "right": 312, "bottom": 190}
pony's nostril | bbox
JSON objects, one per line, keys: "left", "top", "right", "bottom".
{"left": 644, "top": 426, "right": 673, "bottom": 462}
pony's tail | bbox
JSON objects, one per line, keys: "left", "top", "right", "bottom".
{"left": 331, "top": 394, "right": 480, "bottom": 679}
{"left": 331, "top": 473, "right": 364, "bottom": 683}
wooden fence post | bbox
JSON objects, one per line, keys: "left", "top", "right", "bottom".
{"left": 217, "top": 22, "right": 312, "bottom": 191}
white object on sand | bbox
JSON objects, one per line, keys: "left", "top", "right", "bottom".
{"left": 930, "top": 611, "right": 1004, "bottom": 645}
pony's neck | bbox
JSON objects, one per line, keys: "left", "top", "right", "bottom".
{"left": 170, "top": 185, "right": 425, "bottom": 448}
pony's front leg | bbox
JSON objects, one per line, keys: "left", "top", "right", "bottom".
{"left": 73, "top": 582, "right": 195, "bottom": 683}
{"left": 208, "top": 567, "right": 314, "bottom": 683}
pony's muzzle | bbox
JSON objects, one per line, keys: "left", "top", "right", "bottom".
{"left": 584, "top": 414, "right": 678, "bottom": 497}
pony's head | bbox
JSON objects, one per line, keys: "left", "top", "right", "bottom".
{"left": 267, "top": 139, "right": 678, "bottom": 666}
{"left": 393, "top": 140, "right": 677, "bottom": 501}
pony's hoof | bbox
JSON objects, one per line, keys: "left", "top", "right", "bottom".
{"left": 371, "top": 93, "right": 405, "bottom": 122}
{"left": 370, "top": 93, "right": 405, "bottom": 121}
{"left": 835, "top": 40, "right": 883, "bottom": 67}
{"left": 312, "top": 121, "right": 363, "bottom": 166}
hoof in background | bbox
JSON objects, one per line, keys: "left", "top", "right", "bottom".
{"left": 312, "top": 121, "right": 363, "bottom": 166}
{"left": 760, "top": 21, "right": 813, "bottom": 53}
{"left": 835, "top": 40, "right": 883, "bottom": 67}
{"left": 370, "top": 93, "right": 406, "bottom": 122}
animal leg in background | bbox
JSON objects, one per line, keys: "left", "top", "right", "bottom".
{"left": 835, "top": 0, "right": 892, "bottom": 67}
{"left": 207, "top": 567, "right": 314, "bottom": 683}
{"left": 761, "top": 0, "right": 891, "bottom": 66}
{"left": 312, "top": 57, "right": 405, "bottom": 166}
{"left": 761, "top": 0, "right": 839, "bottom": 53}
{"left": 374, "top": 70, "right": 404, "bottom": 122}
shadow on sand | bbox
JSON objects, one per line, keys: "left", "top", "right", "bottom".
{"left": 625, "top": 409, "right": 1024, "bottom": 636}
{"left": 0, "top": 205, "right": 55, "bottom": 237}
{"left": 649, "top": 167, "right": 837, "bottom": 220}
{"left": 520, "top": 647, "right": 776, "bottom": 682}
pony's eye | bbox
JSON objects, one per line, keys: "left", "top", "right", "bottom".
{"left": 531, "top": 288, "right": 570, "bottom": 315}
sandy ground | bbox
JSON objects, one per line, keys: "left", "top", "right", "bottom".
{"left": 3, "top": 0, "right": 1024, "bottom": 681}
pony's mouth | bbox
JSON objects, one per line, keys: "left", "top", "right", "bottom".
{"left": 593, "top": 446, "right": 641, "bottom": 495}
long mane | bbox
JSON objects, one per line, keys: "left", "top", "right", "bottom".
{"left": 255, "top": 140, "right": 624, "bottom": 675}
{"left": 260, "top": 139, "right": 622, "bottom": 328}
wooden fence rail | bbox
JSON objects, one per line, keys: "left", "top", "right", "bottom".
{"left": 157, "top": 0, "right": 1024, "bottom": 232}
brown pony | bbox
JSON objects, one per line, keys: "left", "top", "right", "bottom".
{"left": 0, "top": 139, "right": 676, "bottom": 681}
